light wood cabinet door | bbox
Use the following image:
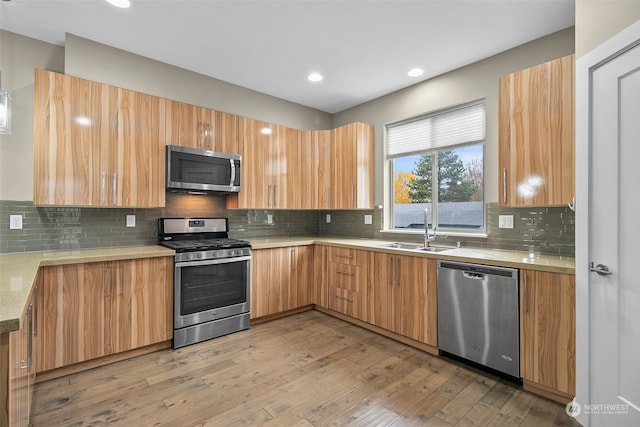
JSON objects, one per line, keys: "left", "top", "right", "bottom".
{"left": 109, "top": 257, "right": 173, "bottom": 354}
{"left": 313, "top": 245, "right": 330, "bottom": 308}
{"left": 251, "top": 247, "right": 299, "bottom": 318}
{"left": 499, "top": 54, "right": 574, "bottom": 206}
{"left": 294, "top": 245, "right": 314, "bottom": 307}
{"left": 330, "top": 122, "right": 374, "bottom": 209}
{"left": 33, "top": 69, "right": 166, "bottom": 207}
{"left": 520, "top": 269, "right": 575, "bottom": 396}
{"left": 369, "top": 253, "right": 437, "bottom": 345}
{"left": 309, "top": 130, "right": 332, "bottom": 209}
{"left": 2, "top": 290, "right": 34, "bottom": 427}
{"left": 237, "top": 117, "right": 276, "bottom": 208}
{"left": 215, "top": 110, "right": 239, "bottom": 154}
{"left": 34, "top": 69, "right": 117, "bottom": 206}
{"left": 37, "top": 262, "right": 111, "bottom": 372}
{"left": 36, "top": 257, "right": 173, "bottom": 373}
{"left": 116, "top": 89, "right": 166, "bottom": 207}
{"left": 166, "top": 100, "right": 214, "bottom": 150}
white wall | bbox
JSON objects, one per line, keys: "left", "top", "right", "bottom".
{"left": 332, "top": 28, "right": 575, "bottom": 206}
{"left": 0, "top": 31, "right": 332, "bottom": 202}
{"left": 576, "top": 0, "right": 640, "bottom": 58}
{"left": 0, "top": 31, "right": 64, "bottom": 201}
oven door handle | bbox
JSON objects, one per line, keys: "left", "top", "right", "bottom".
{"left": 175, "top": 255, "right": 251, "bottom": 268}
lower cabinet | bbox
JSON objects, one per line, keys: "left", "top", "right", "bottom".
{"left": 251, "top": 246, "right": 313, "bottom": 319}
{"left": 520, "top": 269, "right": 576, "bottom": 399}
{"left": 1, "top": 289, "right": 36, "bottom": 427}
{"left": 327, "top": 247, "right": 368, "bottom": 321}
{"left": 36, "top": 257, "right": 173, "bottom": 373}
{"left": 369, "top": 252, "right": 437, "bottom": 346}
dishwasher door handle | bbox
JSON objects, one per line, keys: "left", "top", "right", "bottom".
{"left": 462, "top": 271, "right": 484, "bottom": 280}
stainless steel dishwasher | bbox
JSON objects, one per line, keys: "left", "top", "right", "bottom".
{"left": 437, "top": 260, "right": 520, "bottom": 377}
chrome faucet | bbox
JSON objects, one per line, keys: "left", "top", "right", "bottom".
{"left": 424, "top": 208, "right": 437, "bottom": 247}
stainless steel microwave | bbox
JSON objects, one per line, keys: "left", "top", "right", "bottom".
{"left": 166, "top": 145, "right": 241, "bottom": 194}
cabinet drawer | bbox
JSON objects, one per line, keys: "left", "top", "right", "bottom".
{"left": 328, "top": 287, "right": 364, "bottom": 319}
{"left": 328, "top": 262, "right": 362, "bottom": 293}
{"left": 328, "top": 247, "right": 365, "bottom": 266}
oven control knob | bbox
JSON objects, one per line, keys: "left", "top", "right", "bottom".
{"left": 186, "top": 253, "right": 193, "bottom": 260}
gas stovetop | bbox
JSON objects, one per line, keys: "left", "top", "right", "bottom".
{"left": 160, "top": 238, "right": 250, "bottom": 252}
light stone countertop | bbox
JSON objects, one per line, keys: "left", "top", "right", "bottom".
{"left": 249, "top": 236, "right": 575, "bottom": 274}
{"left": 0, "top": 245, "right": 175, "bottom": 334}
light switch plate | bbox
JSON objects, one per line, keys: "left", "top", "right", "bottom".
{"left": 126, "top": 215, "right": 136, "bottom": 228}
{"left": 498, "top": 215, "right": 514, "bottom": 229}
{"left": 326, "top": 214, "right": 331, "bottom": 223}
{"left": 267, "top": 214, "right": 273, "bottom": 224}
{"left": 9, "top": 215, "right": 23, "bottom": 230}
{"left": 364, "top": 214, "right": 373, "bottom": 225}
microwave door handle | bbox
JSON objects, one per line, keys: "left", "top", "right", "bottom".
{"left": 230, "top": 159, "right": 236, "bottom": 186}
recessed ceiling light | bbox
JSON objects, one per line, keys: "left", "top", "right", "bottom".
{"left": 307, "top": 73, "right": 323, "bottom": 82}
{"left": 260, "top": 127, "right": 273, "bottom": 135}
{"left": 408, "top": 68, "right": 424, "bottom": 77}
{"left": 106, "top": 0, "right": 131, "bottom": 8}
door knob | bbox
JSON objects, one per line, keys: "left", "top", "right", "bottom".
{"left": 590, "top": 262, "right": 613, "bottom": 276}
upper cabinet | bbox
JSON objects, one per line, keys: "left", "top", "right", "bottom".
{"left": 330, "top": 122, "right": 374, "bottom": 209}
{"left": 232, "top": 120, "right": 373, "bottom": 210}
{"left": 34, "top": 69, "right": 166, "bottom": 207}
{"left": 499, "top": 54, "right": 575, "bottom": 207}
{"left": 165, "top": 101, "right": 239, "bottom": 153}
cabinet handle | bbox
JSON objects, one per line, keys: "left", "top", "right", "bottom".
{"left": 208, "top": 123, "right": 213, "bottom": 149}
{"left": 268, "top": 184, "right": 272, "bottom": 207}
{"left": 106, "top": 264, "right": 113, "bottom": 297}
{"left": 33, "top": 285, "right": 38, "bottom": 337}
{"left": 336, "top": 270, "right": 354, "bottom": 276}
{"left": 199, "top": 123, "right": 204, "bottom": 148}
{"left": 523, "top": 272, "right": 528, "bottom": 314}
{"left": 351, "top": 184, "right": 355, "bottom": 207}
{"left": 291, "top": 248, "right": 296, "bottom": 272}
{"left": 112, "top": 173, "right": 117, "bottom": 206}
{"left": 396, "top": 257, "right": 400, "bottom": 286}
{"left": 389, "top": 256, "right": 393, "bottom": 287}
{"left": 336, "top": 254, "right": 353, "bottom": 259}
{"left": 119, "top": 263, "right": 125, "bottom": 296}
{"left": 502, "top": 168, "right": 507, "bottom": 204}
{"left": 101, "top": 172, "right": 106, "bottom": 205}
{"left": 274, "top": 185, "right": 279, "bottom": 207}
{"left": 335, "top": 295, "right": 353, "bottom": 303}
{"left": 324, "top": 247, "right": 327, "bottom": 272}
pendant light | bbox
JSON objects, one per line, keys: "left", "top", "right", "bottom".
{"left": 0, "top": 72, "right": 11, "bottom": 135}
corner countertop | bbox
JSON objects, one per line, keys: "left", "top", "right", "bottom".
{"left": 249, "top": 237, "right": 575, "bottom": 274}
{"left": 0, "top": 245, "right": 175, "bottom": 334}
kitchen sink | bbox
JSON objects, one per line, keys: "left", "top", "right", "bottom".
{"left": 379, "top": 242, "right": 424, "bottom": 250}
{"left": 379, "top": 242, "right": 451, "bottom": 253}
{"left": 414, "top": 246, "right": 451, "bottom": 253}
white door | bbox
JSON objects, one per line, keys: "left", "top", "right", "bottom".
{"left": 579, "top": 33, "right": 640, "bottom": 426}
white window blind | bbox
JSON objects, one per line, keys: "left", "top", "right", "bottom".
{"left": 387, "top": 100, "right": 486, "bottom": 158}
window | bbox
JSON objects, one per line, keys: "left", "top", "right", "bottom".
{"left": 387, "top": 100, "right": 485, "bottom": 233}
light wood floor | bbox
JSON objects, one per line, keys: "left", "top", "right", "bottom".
{"left": 31, "top": 310, "right": 580, "bottom": 426}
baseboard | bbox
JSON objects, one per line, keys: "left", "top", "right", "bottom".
{"left": 35, "top": 340, "right": 172, "bottom": 383}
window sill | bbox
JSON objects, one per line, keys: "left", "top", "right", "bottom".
{"left": 380, "top": 229, "right": 488, "bottom": 239}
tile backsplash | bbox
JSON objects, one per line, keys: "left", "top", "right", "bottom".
{"left": 0, "top": 199, "right": 574, "bottom": 256}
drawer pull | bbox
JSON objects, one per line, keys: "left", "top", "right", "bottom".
{"left": 336, "top": 270, "right": 354, "bottom": 276}
{"left": 336, "top": 254, "right": 353, "bottom": 259}
{"left": 335, "top": 295, "right": 354, "bottom": 303}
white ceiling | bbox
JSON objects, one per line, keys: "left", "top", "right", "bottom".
{"left": 0, "top": 0, "right": 575, "bottom": 114}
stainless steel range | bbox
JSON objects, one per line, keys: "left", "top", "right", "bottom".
{"left": 159, "top": 217, "right": 251, "bottom": 349}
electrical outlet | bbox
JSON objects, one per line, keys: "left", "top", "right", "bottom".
{"left": 267, "top": 214, "right": 273, "bottom": 224}
{"left": 364, "top": 214, "right": 372, "bottom": 225}
{"left": 9, "top": 215, "right": 23, "bottom": 230}
{"left": 498, "top": 215, "right": 514, "bottom": 229}
{"left": 126, "top": 215, "right": 136, "bottom": 227}
{"left": 326, "top": 214, "right": 331, "bottom": 223}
